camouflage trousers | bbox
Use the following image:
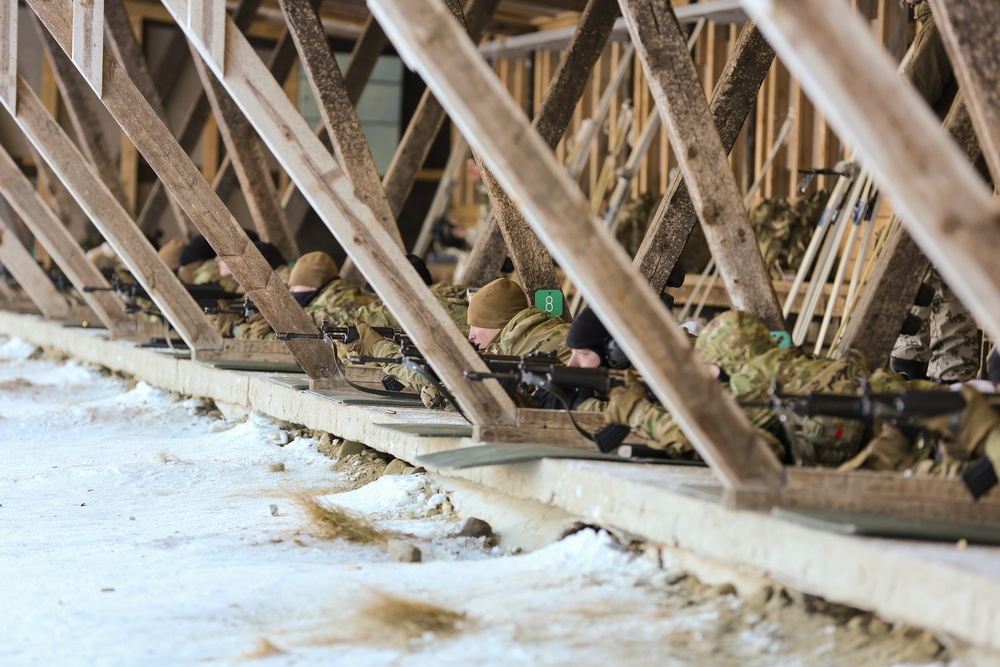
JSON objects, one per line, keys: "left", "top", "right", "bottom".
{"left": 892, "top": 268, "right": 979, "bottom": 382}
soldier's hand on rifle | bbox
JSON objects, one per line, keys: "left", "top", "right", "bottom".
{"left": 341, "top": 320, "right": 385, "bottom": 357}
{"left": 933, "top": 386, "right": 1000, "bottom": 461}
{"left": 606, "top": 372, "right": 646, "bottom": 426}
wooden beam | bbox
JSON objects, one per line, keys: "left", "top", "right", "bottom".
{"left": 103, "top": 0, "right": 188, "bottom": 226}
{"left": 472, "top": 0, "right": 619, "bottom": 297}
{"left": 0, "top": 140, "right": 133, "bottom": 332}
{"left": 132, "top": 0, "right": 262, "bottom": 236}
{"left": 928, "top": 0, "right": 1000, "bottom": 187}
{"left": 743, "top": 0, "right": 1000, "bottom": 351}
{"left": 187, "top": 0, "right": 226, "bottom": 71}
{"left": 156, "top": 0, "right": 518, "bottom": 427}
{"left": 0, "top": 0, "right": 14, "bottom": 112}
{"left": 72, "top": 0, "right": 104, "bottom": 96}
{"left": 836, "top": 95, "right": 982, "bottom": 365}
{"left": 10, "top": 76, "right": 224, "bottom": 351}
{"left": 369, "top": 0, "right": 784, "bottom": 490}
{"left": 190, "top": 47, "right": 301, "bottom": 260}
{"left": 27, "top": 0, "right": 341, "bottom": 383}
{"left": 35, "top": 19, "right": 131, "bottom": 211}
{"left": 0, "top": 201, "right": 74, "bottom": 320}
{"left": 620, "top": 0, "right": 784, "bottom": 330}
{"left": 278, "top": 0, "right": 402, "bottom": 250}
{"left": 632, "top": 22, "right": 774, "bottom": 294}
{"left": 280, "top": 14, "right": 388, "bottom": 236}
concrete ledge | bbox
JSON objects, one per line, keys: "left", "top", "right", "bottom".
{"left": 2, "top": 310, "right": 999, "bottom": 656}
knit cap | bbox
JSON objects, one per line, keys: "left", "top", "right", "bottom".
{"left": 466, "top": 278, "right": 528, "bottom": 329}
{"left": 289, "top": 251, "right": 339, "bottom": 289}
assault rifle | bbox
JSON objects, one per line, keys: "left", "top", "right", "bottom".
{"left": 275, "top": 320, "right": 411, "bottom": 347}
{"left": 202, "top": 297, "right": 257, "bottom": 318}
{"left": 84, "top": 274, "right": 243, "bottom": 307}
{"left": 748, "top": 384, "right": 1000, "bottom": 498}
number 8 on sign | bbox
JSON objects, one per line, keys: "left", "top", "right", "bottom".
{"left": 534, "top": 290, "right": 564, "bottom": 318}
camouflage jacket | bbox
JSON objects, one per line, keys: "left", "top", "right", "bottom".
{"left": 233, "top": 277, "right": 375, "bottom": 340}
{"left": 907, "top": 1, "right": 956, "bottom": 116}
{"left": 482, "top": 307, "right": 571, "bottom": 362}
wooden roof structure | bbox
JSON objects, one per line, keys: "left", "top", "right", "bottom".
{"left": 1, "top": 0, "right": 999, "bottom": 520}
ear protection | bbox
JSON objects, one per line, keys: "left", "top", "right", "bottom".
{"left": 606, "top": 338, "right": 631, "bottom": 370}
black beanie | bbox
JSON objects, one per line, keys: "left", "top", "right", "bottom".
{"left": 407, "top": 254, "right": 433, "bottom": 286}
{"left": 178, "top": 236, "right": 215, "bottom": 267}
{"left": 566, "top": 306, "right": 610, "bottom": 360}
{"left": 255, "top": 242, "right": 286, "bottom": 269}
{"left": 988, "top": 349, "right": 1000, "bottom": 386}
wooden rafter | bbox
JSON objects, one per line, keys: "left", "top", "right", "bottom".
{"left": 632, "top": 22, "right": 775, "bottom": 294}
{"left": 190, "top": 48, "right": 301, "bottom": 260}
{"left": 0, "top": 141, "right": 135, "bottom": 334}
{"left": 369, "top": 0, "right": 784, "bottom": 490}
{"left": 71, "top": 0, "right": 104, "bottom": 96}
{"left": 157, "top": 0, "right": 519, "bottom": 426}
{"left": 470, "top": 0, "right": 620, "bottom": 298}
{"left": 0, "top": 0, "right": 14, "bottom": 112}
{"left": 742, "top": 0, "right": 1000, "bottom": 351}
{"left": 0, "top": 201, "right": 76, "bottom": 320}
{"left": 10, "top": 76, "right": 224, "bottom": 351}
{"left": 620, "top": 0, "right": 784, "bottom": 330}
{"left": 28, "top": 0, "right": 342, "bottom": 383}
{"left": 928, "top": 0, "right": 1000, "bottom": 187}
{"left": 278, "top": 0, "right": 402, "bottom": 250}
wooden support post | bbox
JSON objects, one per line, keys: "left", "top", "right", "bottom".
{"left": 278, "top": 0, "right": 403, "bottom": 250}
{"left": 27, "top": 0, "right": 340, "bottom": 384}
{"left": 620, "top": 0, "right": 784, "bottom": 331}
{"left": 0, "top": 141, "right": 134, "bottom": 333}
{"left": 10, "top": 76, "right": 224, "bottom": 351}
{"left": 632, "top": 22, "right": 774, "bottom": 294}
{"left": 743, "top": 0, "right": 1000, "bottom": 352}
{"left": 928, "top": 0, "right": 1000, "bottom": 186}
{"left": 133, "top": 0, "right": 262, "bottom": 236}
{"left": 103, "top": 0, "right": 187, "bottom": 226}
{"left": 35, "top": 19, "right": 131, "bottom": 211}
{"left": 836, "top": 95, "right": 982, "bottom": 366}
{"left": 190, "top": 48, "right": 301, "bottom": 261}
{"left": 155, "top": 0, "right": 518, "bottom": 427}
{"left": 0, "top": 0, "right": 14, "bottom": 112}
{"left": 72, "top": 0, "right": 104, "bottom": 96}
{"left": 369, "top": 0, "right": 784, "bottom": 491}
{"left": 279, "top": 15, "right": 388, "bottom": 236}
{"left": 461, "top": 0, "right": 621, "bottom": 290}
{"left": 187, "top": 0, "right": 225, "bottom": 72}
{"left": 0, "top": 201, "right": 75, "bottom": 320}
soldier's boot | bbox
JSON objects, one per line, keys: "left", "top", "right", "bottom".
{"left": 890, "top": 356, "right": 929, "bottom": 381}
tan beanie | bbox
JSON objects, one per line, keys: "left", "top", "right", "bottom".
{"left": 467, "top": 278, "right": 528, "bottom": 329}
{"left": 158, "top": 237, "right": 186, "bottom": 270}
{"left": 289, "top": 251, "right": 339, "bottom": 289}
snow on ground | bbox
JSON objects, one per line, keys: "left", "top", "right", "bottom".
{"left": 0, "top": 337, "right": 953, "bottom": 666}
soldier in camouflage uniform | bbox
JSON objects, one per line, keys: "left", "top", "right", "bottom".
{"left": 890, "top": 0, "right": 980, "bottom": 383}
{"left": 344, "top": 277, "right": 569, "bottom": 408}
{"left": 749, "top": 189, "right": 828, "bottom": 280}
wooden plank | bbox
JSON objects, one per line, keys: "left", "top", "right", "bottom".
{"left": 0, "top": 143, "right": 132, "bottom": 332}
{"left": 187, "top": 0, "right": 225, "bottom": 71}
{"left": 730, "top": 467, "right": 1000, "bottom": 525}
{"left": 369, "top": 0, "right": 784, "bottom": 490}
{"left": 133, "top": 0, "right": 263, "bottom": 236}
{"left": 0, "top": 0, "right": 14, "bottom": 112}
{"left": 0, "top": 202, "right": 74, "bottom": 320}
{"left": 154, "top": 0, "right": 518, "bottom": 427}
{"left": 742, "top": 0, "right": 1000, "bottom": 352}
{"left": 103, "top": 0, "right": 186, "bottom": 224}
{"left": 381, "top": 0, "right": 500, "bottom": 222}
{"left": 632, "top": 22, "right": 775, "bottom": 294}
{"left": 461, "top": 0, "right": 620, "bottom": 290}
{"left": 71, "top": 0, "right": 104, "bottom": 96}
{"left": 27, "top": 0, "right": 342, "bottom": 382}
{"left": 35, "top": 20, "right": 131, "bottom": 211}
{"left": 474, "top": 409, "right": 605, "bottom": 447}
{"left": 620, "top": 0, "right": 784, "bottom": 331}
{"left": 278, "top": 0, "right": 402, "bottom": 250}
{"left": 11, "top": 76, "right": 224, "bottom": 351}
{"left": 929, "top": 0, "right": 1000, "bottom": 186}
{"left": 190, "top": 48, "right": 301, "bottom": 260}
{"left": 280, "top": 15, "right": 389, "bottom": 237}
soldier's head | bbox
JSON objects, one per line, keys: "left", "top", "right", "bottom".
{"left": 177, "top": 236, "right": 216, "bottom": 283}
{"left": 288, "top": 251, "right": 339, "bottom": 306}
{"left": 695, "top": 310, "right": 776, "bottom": 374}
{"left": 565, "top": 306, "right": 630, "bottom": 369}
{"left": 466, "top": 278, "right": 528, "bottom": 349}
{"left": 217, "top": 241, "right": 285, "bottom": 278}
